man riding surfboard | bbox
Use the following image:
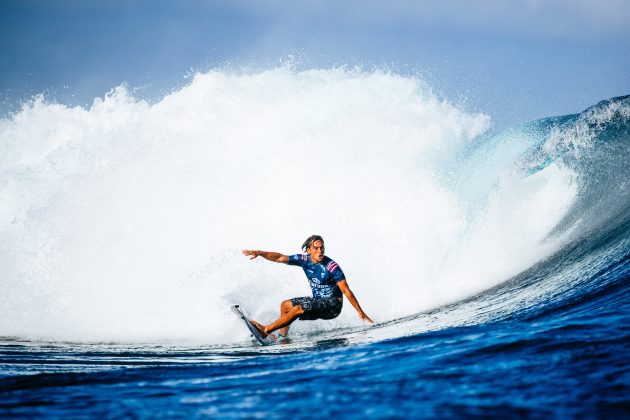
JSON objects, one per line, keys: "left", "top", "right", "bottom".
{"left": 242, "top": 235, "right": 373, "bottom": 338}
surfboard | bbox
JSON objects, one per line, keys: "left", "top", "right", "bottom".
{"left": 230, "top": 304, "right": 275, "bottom": 346}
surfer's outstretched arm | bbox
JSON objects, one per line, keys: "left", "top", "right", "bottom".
{"left": 242, "top": 250, "right": 289, "bottom": 264}
{"left": 338, "top": 279, "right": 374, "bottom": 323}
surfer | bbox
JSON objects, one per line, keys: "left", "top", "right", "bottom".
{"left": 242, "top": 235, "right": 373, "bottom": 338}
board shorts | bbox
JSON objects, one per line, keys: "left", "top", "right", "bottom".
{"left": 290, "top": 296, "right": 343, "bottom": 321}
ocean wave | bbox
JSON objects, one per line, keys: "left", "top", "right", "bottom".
{"left": 0, "top": 68, "right": 626, "bottom": 345}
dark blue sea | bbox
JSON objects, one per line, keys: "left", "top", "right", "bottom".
{"left": 1, "top": 77, "right": 629, "bottom": 417}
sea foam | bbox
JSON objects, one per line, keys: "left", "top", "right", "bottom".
{"left": 0, "top": 68, "right": 576, "bottom": 343}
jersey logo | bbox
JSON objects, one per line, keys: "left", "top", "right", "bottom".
{"left": 327, "top": 261, "right": 339, "bottom": 273}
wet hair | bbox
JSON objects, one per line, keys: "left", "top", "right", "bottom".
{"left": 301, "top": 235, "right": 324, "bottom": 251}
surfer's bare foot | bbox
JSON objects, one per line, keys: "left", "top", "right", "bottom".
{"left": 250, "top": 320, "right": 268, "bottom": 337}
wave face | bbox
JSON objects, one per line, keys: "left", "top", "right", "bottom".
{"left": 0, "top": 68, "right": 580, "bottom": 342}
{"left": 0, "top": 70, "right": 628, "bottom": 416}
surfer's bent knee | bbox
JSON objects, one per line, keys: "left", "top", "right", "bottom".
{"left": 290, "top": 304, "right": 304, "bottom": 315}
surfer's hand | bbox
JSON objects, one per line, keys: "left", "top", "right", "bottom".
{"left": 242, "top": 249, "right": 258, "bottom": 260}
{"left": 360, "top": 313, "right": 374, "bottom": 323}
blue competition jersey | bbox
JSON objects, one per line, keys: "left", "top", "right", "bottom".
{"left": 288, "top": 254, "right": 345, "bottom": 299}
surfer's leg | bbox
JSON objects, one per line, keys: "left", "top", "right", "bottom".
{"left": 251, "top": 304, "right": 304, "bottom": 336}
{"left": 265, "top": 304, "right": 304, "bottom": 334}
{"left": 278, "top": 300, "right": 293, "bottom": 336}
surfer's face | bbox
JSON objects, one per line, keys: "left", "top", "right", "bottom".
{"left": 308, "top": 240, "right": 325, "bottom": 263}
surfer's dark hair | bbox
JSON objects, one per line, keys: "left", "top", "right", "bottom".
{"left": 302, "top": 235, "right": 324, "bottom": 251}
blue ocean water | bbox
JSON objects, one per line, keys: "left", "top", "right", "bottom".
{"left": 1, "top": 84, "right": 629, "bottom": 417}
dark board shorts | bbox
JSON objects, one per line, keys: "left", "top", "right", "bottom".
{"left": 290, "top": 296, "right": 343, "bottom": 321}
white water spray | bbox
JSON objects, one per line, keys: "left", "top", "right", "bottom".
{"left": 0, "top": 68, "right": 576, "bottom": 343}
